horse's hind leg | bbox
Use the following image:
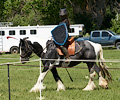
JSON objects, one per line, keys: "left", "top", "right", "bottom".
{"left": 98, "top": 62, "right": 109, "bottom": 89}
{"left": 51, "top": 67, "right": 65, "bottom": 91}
{"left": 83, "top": 62, "right": 96, "bottom": 91}
{"left": 99, "top": 71, "right": 108, "bottom": 89}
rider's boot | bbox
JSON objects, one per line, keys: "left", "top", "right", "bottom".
{"left": 60, "top": 45, "right": 70, "bottom": 63}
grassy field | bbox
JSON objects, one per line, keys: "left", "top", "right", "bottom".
{"left": 0, "top": 49, "right": 120, "bottom": 100}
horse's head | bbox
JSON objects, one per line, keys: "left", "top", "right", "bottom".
{"left": 19, "top": 37, "right": 33, "bottom": 64}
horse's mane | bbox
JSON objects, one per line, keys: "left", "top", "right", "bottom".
{"left": 28, "top": 37, "right": 48, "bottom": 49}
{"left": 46, "top": 40, "right": 56, "bottom": 50}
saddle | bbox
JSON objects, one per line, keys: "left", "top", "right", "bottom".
{"left": 57, "top": 37, "right": 82, "bottom": 56}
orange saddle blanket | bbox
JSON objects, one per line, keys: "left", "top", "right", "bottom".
{"left": 57, "top": 37, "right": 75, "bottom": 56}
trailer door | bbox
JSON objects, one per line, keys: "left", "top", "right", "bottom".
{"left": 0, "top": 31, "right": 4, "bottom": 52}
{"left": 0, "top": 36, "right": 2, "bottom": 52}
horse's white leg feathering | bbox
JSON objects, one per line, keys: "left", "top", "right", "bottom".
{"left": 30, "top": 71, "right": 49, "bottom": 92}
{"left": 57, "top": 80, "right": 65, "bottom": 91}
{"left": 83, "top": 71, "right": 96, "bottom": 91}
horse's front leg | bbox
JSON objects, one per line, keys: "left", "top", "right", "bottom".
{"left": 51, "top": 67, "right": 65, "bottom": 91}
{"left": 30, "top": 63, "right": 52, "bottom": 92}
{"left": 83, "top": 62, "right": 96, "bottom": 91}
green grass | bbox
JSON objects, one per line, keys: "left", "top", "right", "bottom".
{"left": 0, "top": 50, "right": 120, "bottom": 100}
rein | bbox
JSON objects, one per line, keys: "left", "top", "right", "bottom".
{"left": 20, "top": 40, "right": 53, "bottom": 58}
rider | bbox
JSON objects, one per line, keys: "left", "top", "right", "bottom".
{"left": 58, "top": 8, "right": 71, "bottom": 62}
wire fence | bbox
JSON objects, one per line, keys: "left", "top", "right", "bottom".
{"left": 0, "top": 58, "right": 120, "bottom": 69}
{"left": 0, "top": 57, "right": 120, "bottom": 100}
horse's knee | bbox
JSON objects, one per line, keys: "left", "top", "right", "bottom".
{"left": 90, "top": 71, "right": 96, "bottom": 79}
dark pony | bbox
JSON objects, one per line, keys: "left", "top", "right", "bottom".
{"left": 19, "top": 37, "right": 112, "bottom": 92}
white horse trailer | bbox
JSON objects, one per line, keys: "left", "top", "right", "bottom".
{"left": 0, "top": 24, "right": 84, "bottom": 53}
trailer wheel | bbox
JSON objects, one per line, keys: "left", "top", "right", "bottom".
{"left": 10, "top": 46, "right": 19, "bottom": 54}
{"left": 116, "top": 42, "right": 120, "bottom": 50}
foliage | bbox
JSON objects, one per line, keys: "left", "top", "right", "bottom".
{"left": 0, "top": 0, "right": 6, "bottom": 21}
{"left": 101, "top": 5, "right": 116, "bottom": 30}
{"left": 0, "top": 0, "right": 119, "bottom": 33}
{"left": 74, "top": 12, "right": 96, "bottom": 33}
{"left": 2, "top": 0, "right": 12, "bottom": 20}
{"left": 109, "top": 14, "right": 120, "bottom": 34}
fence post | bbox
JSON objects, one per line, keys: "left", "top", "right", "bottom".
{"left": 7, "top": 64, "right": 11, "bottom": 100}
{"left": 40, "top": 58, "right": 42, "bottom": 100}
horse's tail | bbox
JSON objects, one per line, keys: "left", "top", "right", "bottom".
{"left": 98, "top": 45, "right": 112, "bottom": 82}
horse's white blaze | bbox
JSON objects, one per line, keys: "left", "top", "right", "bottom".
{"left": 83, "top": 71, "right": 96, "bottom": 91}
{"left": 57, "top": 80, "right": 65, "bottom": 91}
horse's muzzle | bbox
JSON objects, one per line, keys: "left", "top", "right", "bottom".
{"left": 20, "top": 57, "right": 29, "bottom": 64}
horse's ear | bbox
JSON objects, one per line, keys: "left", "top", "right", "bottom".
{"left": 20, "top": 38, "right": 24, "bottom": 43}
{"left": 19, "top": 38, "right": 25, "bottom": 46}
{"left": 19, "top": 39, "right": 22, "bottom": 43}
{"left": 20, "top": 38, "right": 22, "bottom": 41}
{"left": 23, "top": 37, "right": 29, "bottom": 40}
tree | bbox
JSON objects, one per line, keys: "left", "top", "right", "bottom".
{"left": 0, "top": 0, "right": 7, "bottom": 21}
{"left": 109, "top": 14, "right": 120, "bottom": 34}
{"left": 0, "top": 0, "right": 120, "bottom": 33}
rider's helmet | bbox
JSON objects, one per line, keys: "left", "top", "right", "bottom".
{"left": 59, "top": 8, "right": 68, "bottom": 16}
{"left": 59, "top": 8, "right": 68, "bottom": 21}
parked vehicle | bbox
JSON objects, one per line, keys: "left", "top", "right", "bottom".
{"left": 0, "top": 24, "right": 84, "bottom": 53}
{"left": 75, "top": 30, "right": 120, "bottom": 49}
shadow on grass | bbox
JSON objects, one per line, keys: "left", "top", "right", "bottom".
{"left": 66, "top": 87, "right": 83, "bottom": 90}
{"left": 103, "top": 47, "right": 116, "bottom": 50}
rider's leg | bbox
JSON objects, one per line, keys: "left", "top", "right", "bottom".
{"left": 60, "top": 45, "right": 70, "bottom": 62}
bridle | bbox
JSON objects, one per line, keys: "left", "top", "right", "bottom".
{"left": 20, "top": 40, "right": 34, "bottom": 58}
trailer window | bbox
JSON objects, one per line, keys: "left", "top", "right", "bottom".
{"left": 69, "top": 28, "right": 74, "bottom": 33}
{"left": 9, "top": 30, "right": 15, "bottom": 35}
{"left": 30, "top": 30, "right": 36, "bottom": 35}
{"left": 0, "top": 31, "right": 5, "bottom": 36}
{"left": 20, "top": 30, "right": 26, "bottom": 35}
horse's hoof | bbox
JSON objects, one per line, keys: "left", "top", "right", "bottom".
{"left": 29, "top": 85, "right": 46, "bottom": 93}
{"left": 57, "top": 88, "right": 65, "bottom": 91}
{"left": 82, "top": 87, "right": 94, "bottom": 91}
{"left": 29, "top": 88, "right": 39, "bottom": 93}
{"left": 99, "top": 84, "right": 108, "bottom": 89}
{"left": 83, "top": 83, "right": 96, "bottom": 91}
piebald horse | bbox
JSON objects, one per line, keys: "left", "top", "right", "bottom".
{"left": 19, "top": 37, "right": 112, "bottom": 92}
